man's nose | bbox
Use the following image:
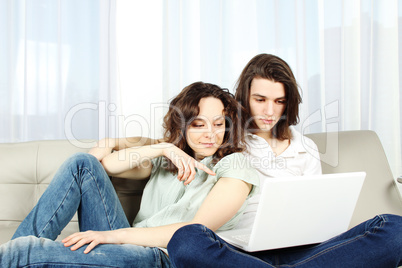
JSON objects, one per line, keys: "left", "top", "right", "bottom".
{"left": 264, "top": 101, "right": 274, "bottom": 116}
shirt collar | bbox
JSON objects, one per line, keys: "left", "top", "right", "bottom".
{"left": 246, "top": 127, "right": 307, "bottom": 156}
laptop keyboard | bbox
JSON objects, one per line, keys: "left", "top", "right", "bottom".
{"left": 232, "top": 234, "right": 251, "bottom": 244}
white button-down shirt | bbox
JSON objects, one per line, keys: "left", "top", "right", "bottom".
{"left": 236, "top": 127, "right": 322, "bottom": 229}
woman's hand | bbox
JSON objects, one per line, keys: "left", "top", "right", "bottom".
{"left": 161, "top": 143, "right": 215, "bottom": 185}
{"left": 62, "top": 230, "right": 117, "bottom": 254}
{"left": 88, "top": 138, "right": 115, "bottom": 161}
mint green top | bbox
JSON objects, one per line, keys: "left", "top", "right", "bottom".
{"left": 133, "top": 152, "right": 259, "bottom": 231}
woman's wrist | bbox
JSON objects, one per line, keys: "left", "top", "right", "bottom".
{"left": 157, "top": 142, "right": 175, "bottom": 158}
{"left": 95, "top": 138, "right": 116, "bottom": 152}
{"left": 106, "top": 138, "right": 117, "bottom": 151}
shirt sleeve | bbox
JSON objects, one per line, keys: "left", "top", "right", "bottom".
{"left": 213, "top": 153, "right": 260, "bottom": 197}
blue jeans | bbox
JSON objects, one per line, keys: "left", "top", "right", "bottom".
{"left": 0, "top": 153, "right": 172, "bottom": 268}
{"left": 168, "top": 214, "right": 402, "bottom": 268}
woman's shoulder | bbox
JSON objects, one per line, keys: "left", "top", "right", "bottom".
{"left": 215, "top": 152, "right": 248, "bottom": 167}
{"left": 214, "top": 153, "right": 257, "bottom": 179}
{"left": 212, "top": 153, "right": 260, "bottom": 195}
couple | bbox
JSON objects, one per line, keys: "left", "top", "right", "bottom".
{"left": 1, "top": 54, "right": 401, "bottom": 267}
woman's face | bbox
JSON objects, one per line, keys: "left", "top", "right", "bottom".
{"left": 249, "top": 77, "right": 287, "bottom": 136}
{"left": 186, "top": 97, "right": 226, "bottom": 159}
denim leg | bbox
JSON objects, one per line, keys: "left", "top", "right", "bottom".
{"left": 0, "top": 236, "right": 172, "bottom": 268}
{"left": 168, "top": 215, "right": 402, "bottom": 268}
{"left": 167, "top": 224, "right": 273, "bottom": 268}
{"left": 254, "top": 214, "right": 402, "bottom": 268}
{"left": 12, "top": 153, "right": 130, "bottom": 240}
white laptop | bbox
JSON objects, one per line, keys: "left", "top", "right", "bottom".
{"left": 217, "top": 172, "right": 366, "bottom": 252}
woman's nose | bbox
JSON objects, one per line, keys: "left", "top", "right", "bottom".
{"left": 204, "top": 130, "right": 213, "bottom": 139}
{"left": 203, "top": 126, "right": 216, "bottom": 139}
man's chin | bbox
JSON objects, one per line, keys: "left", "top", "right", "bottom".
{"left": 256, "top": 126, "right": 273, "bottom": 133}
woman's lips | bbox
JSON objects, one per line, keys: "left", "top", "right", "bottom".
{"left": 201, "top": 143, "right": 214, "bottom": 148}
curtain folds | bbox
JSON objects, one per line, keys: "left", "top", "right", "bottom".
{"left": 1, "top": 0, "right": 401, "bottom": 183}
{"left": 157, "top": 0, "right": 402, "bottom": 181}
{"left": 0, "top": 0, "right": 118, "bottom": 144}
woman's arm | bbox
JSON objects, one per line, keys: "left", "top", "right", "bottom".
{"left": 62, "top": 176, "right": 252, "bottom": 253}
{"left": 99, "top": 142, "right": 168, "bottom": 180}
{"left": 100, "top": 142, "right": 215, "bottom": 181}
{"left": 99, "top": 143, "right": 166, "bottom": 179}
{"left": 88, "top": 137, "right": 162, "bottom": 161}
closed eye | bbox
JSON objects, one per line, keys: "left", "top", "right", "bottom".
{"left": 276, "top": 99, "right": 287, "bottom": 104}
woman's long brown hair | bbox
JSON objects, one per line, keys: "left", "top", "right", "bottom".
{"left": 162, "top": 82, "right": 245, "bottom": 173}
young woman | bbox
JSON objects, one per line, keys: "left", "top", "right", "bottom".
{"left": 0, "top": 82, "right": 259, "bottom": 267}
{"left": 167, "top": 54, "right": 402, "bottom": 267}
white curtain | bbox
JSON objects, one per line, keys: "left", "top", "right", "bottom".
{"left": 115, "top": 0, "right": 401, "bottom": 186}
{"left": 0, "top": 0, "right": 118, "bottom": 145}
{"left": 1, "top": 0, "right": 401, "bottom": 185}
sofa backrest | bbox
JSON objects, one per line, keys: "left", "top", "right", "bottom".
{"left": 0, "top": 130, "right": 401, "bottom": 241}
{"left": 306, "top": 130, "right": 402, "bottom": 227}
{"left": 0, "top": 140, "right": 89, "bottom": 240}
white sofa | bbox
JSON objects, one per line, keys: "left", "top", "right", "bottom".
{"left": 0, "top": 130, "right": 401, "bottom": 245}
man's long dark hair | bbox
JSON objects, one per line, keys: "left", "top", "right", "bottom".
{"left": 235, "top": 54, "right": 302, "bottom": 140}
